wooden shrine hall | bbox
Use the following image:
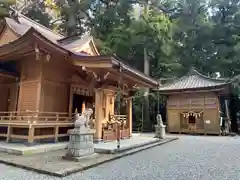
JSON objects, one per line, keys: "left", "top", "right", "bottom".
{"left": 0, "top": 14, "right": 158, "bottom": 144}
{"left": 158, "top": 69, "right": 230, "bottom": 135}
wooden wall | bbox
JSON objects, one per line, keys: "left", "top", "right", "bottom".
{"left": 0, "top": 78, "right": 18, "bottom": 112}
{"left": 0, "top": 84, "right": 9, "bottom": 111}
{"left": 167, "top": 92, "right": 220, "bottom": 134}
{"left": 40, "top": 57, "right": 70, "bottom": 113}
{"left": 16, "top": 54, "right": 71, "bottom": 113}
{"left": 17, "top": 57, "right": 41, "bottom": 111}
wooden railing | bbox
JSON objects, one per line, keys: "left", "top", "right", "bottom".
{"left": 0, "top": 111, "right": 75, "bottom": 144}
{"left": 102, "top": 114, "right": 129, "bottom": 141}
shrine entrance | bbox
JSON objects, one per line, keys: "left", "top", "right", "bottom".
{"left": 72, "top": 94, "right": 94, "bottom": 114}
{"left": 180, "top": 111, "right": 204, "bottom": 133}
{"left": 70, "top": 86, "right": 94, "bottom": 115}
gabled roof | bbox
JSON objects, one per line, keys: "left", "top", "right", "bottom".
{"left": 2, "top": 14, "right": 98, "bottom": 55}
{"left": 5, "top": 15, "right": 63, "bottom": 42}
{"left": 58, "top": 33, "right": 100, "bottom": 55}
{"left": 158, "top": 69, "right": 229, "bottom": 92}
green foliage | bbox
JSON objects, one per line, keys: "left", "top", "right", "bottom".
{"left": 22, "top": 1, "right": 52, "bottom": 28}
{"left": 4, "top": 0, "right": 240, "bottom": 126}
{"left": 5, "top": 0, "right": 240, "bottom": 81}
{"left": 0, "top": 0, "right": 15, "bottom": 19}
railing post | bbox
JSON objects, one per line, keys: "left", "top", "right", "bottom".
{"left": 56, "top": 114, "right": 59, "bottom": 121}
{"left": 6, "top": 125, "right": 12, "bottom": 143}
{"left": 54, "top": 113, "right": 59, "bottom": 142}
{"left": 9, "top": 112, "right": 12, "bottom": 121}
{"left": 27, "top": 115, "right": 35, "bottom": 145}
{"left": 116, "top": 122, "right": 120, "bottom": 149}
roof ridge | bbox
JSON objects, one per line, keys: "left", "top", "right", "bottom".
{"left": 158, "top": 68, "right": 229, "bottom": 92}
{"left": 189, "top": 68, "right": 227, "bottom": 82}
{"left": 17, "top": 12, "right": 65, "bottom": 38}
{"left": 58, "top": 32, "right": 92, "bottom": 45}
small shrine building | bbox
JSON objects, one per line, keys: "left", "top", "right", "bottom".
{"left": 158, "top": 69, "right": 230, "bottom": 135}
{"left": 0, "top": 14, "right": 158, "bottom": 144}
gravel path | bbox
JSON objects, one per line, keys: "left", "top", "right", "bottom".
{"left": 1, "top": 135, "right": 240, "bottom": 180}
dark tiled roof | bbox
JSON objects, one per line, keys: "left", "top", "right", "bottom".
{"left": 5, "top": 15, "right": 63, "bottom": 43}
{"left": 159, "top": 69, "right": 229, "bottom": 92}
{"left": 4, "top": 14, "right": 91, "bottom": 54}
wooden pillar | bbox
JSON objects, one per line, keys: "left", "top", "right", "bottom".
{"left": 103, "top": 89, "right": 114, "bottom": 122}
{"left": 82, "top": 101, "right": 86, "bottom": 113}
{"left": 94, "top": 89, "right": 104, "bottom": 141}
{"left": 127, "top": 97, "right": 133, "bottom": 137}
{"left": 28, "top": 125, "right": 35, "bottom": 145}
{"left": 68, "top": 85, "right": 73, "bottom": 117}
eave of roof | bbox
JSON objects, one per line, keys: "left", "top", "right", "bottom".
{"left": 72, "top": 55, "right": 159, "bottom": 87}
{"left": 0, "top": 27, "right": 69, "bottom": 61}
{"left": 0, "top": 69, "right": 18, "bottom": 79}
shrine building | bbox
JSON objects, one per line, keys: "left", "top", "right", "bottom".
{"left": 158, "top": 69, "right": 230, "bottom": 135}
{"left": 0, "top": 13, "right": 159, "bottom": 144}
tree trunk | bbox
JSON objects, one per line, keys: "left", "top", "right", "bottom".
{"left": 142, "top": 47, "right": 151, "bottom": 132}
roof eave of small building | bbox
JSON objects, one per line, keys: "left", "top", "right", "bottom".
{"left": 157, "top": 83, "right": 230, "bottom": 94}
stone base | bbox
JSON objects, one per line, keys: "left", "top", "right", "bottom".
{"left": 67, "top": 147, "right": 94, "bottom": 157}
{"left": 93, "top": 138, "right": 103, "bottom": 143}
{"left": 62, "top": 153, "right": 98, "bottom": 162}
{"left": 155, "top": 125, "right": 166, "bottom": 139}
{"left": 67, "top": 128, "right": 95, "bottom": 158}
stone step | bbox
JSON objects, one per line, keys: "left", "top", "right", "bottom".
{"left": 95, "top": 138, "right": 177, "bottom": 154}
{"left": 115, "top": 138, "right": 177, "bottom": 155}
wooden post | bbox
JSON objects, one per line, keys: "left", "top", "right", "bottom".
{"left": 94, "top": 89, "right": 103, "bottom": 141}
{"left": 68, "top": 85, "right": 73, "bottom": 117}
{"left": 28, "top": 125, "right": 35, "bottom": 145}
{"left": 82, "top": 101, "right": 86, "bottom": 113}
{"left": 54, "top": 126, "right": 59, "bottom": 142}
{"left": 127, "top": 97, "right": 133, "bottom": 137}
{"left": 116, "top": 122, "right": 120, "bottom": 148}
{"left": 54, "top": 114, "right": 59, "bottom": 142}
{"left": 6, "top": 125, "right": 12, "bottom": 143}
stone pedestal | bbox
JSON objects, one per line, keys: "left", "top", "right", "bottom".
{"left": 155, "top": 124, "right": 166, "bottom": 139}
{"left": 66, "top": 129, "right": 96, "bottom": 157}
{"left": 155, "top": 114, "right": 166, "bottom": 139}
{"left": 63, "top": 109, "right": 96, "bottom": 161}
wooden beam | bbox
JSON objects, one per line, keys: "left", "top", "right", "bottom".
{"left": 158, "top": 87, "right": 228, "bottom": 95}
{"left": 0, "top": 72, "right": 17, "bottom": 80}
{"left": 109, "top": 68, "right": 156, "bottom": 88}
{"left": 68, "top": 84, "right": 74, "bottom": 116}
{"left": 73, "top": 59, "right": 112, "bottom": 68}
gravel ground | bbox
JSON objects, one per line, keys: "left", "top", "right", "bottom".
{"left": 1, "top": 135, "right": 240, "bottom": 180}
